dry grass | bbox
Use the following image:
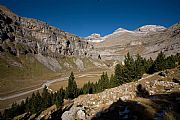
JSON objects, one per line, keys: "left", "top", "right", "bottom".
{"left": 0, "top": 66, "right": 112, "bottom": 111}
{"left": 48, "top": 68, "right": 113, "bottom": 91}
{"left": 134, "top": 97, "right": 157, "bottom": 114}
{"left": 49, "top": 74, "right": 101, "bottom": 91}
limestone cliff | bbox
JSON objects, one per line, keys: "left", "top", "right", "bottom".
{"left": 0, "top": 5, "right": 94, "bottom": 58}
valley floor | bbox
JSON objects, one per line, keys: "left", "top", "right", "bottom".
{"left": 0, "top": 68, "right": 113, "bottom": 111}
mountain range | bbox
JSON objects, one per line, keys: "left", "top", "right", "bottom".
{"left": 86, "top": 22, "right": 180, "bottom": 61}
{"left": 0, "top": 4, "right": 180, "bottom": 119}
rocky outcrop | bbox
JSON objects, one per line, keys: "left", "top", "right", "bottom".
{"left": 61, "top": 71, "right": 180, "bottom": 119}
{"left": 61, "top": 106, "right": 86, "bottom": 120}
{"left": 0, "top": 5, "right": 94, "bottom": 58}
{"left": 34, "top": 54, "right": 62, "bottom": 72}
{"left": 84, "top": 33, "right": 104, "bottom": 43}
{"left": 136, "top": 25, "right": 166, "bottom": 32}
{"left": 74, "top": 58, "right": 84, "bottom": 71}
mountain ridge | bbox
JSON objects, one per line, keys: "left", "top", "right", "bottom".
{"left": 93, "top": 22, "right": 180, "bottom": 61}
{"left": 0, "top": 4, "right": 180, "bottom": 116}
{"left": 85, "top": 24, "right": 167, "bottom": 43}
{"left": 0, "top": 4, "right": 108, "bottom": 108}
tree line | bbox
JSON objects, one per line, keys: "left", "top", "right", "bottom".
{"left": 2, "top": 72, "right": 80, "bottom": 120}
{"left": 82, "top": 52, "right": 180, "bottom": 94}
{"left": 2, "top": 86, "right": 65, "bottom": 119}
{"left": 1, "top": 52, "right": 180, "bottom": 119}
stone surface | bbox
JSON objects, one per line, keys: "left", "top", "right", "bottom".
{"left": 0, "top": 5, "right": 95, "bottom": 59}
{"left": 35, "top": 54, "right": 62, "bottom": 72}
{"left": 61, "top": 106, "right": 87, "bottom": 120}
{"left": 74, "top": 58, "right": 84, "bottom": 71}
{"left": 63, "top": 72, "right": 180, "bottom": 119}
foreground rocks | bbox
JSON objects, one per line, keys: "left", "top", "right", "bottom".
{"left": 12, "top": 69, "right": 180, "bottom": 120}
{"left": 61, "top": 70, "right": 180, "bottom": 120}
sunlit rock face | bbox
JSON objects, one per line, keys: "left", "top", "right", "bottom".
{"left": 136, "top": 25, "right": 166, "bottom": 33}
{"left": 0, "top": 5, "right": 94, "bottom": 58}
{"left": 84, "top": 33, "right": 104, "bottom": 43}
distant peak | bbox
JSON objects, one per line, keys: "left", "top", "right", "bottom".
{"left": 84, "top": 33, "right": 104, "bottom": 43}
{"left": 85, "top": 33, "right": 101, "bottom": 38}
{"left": 136, "top": 25, "right": 166, "bottom": 32}
{"left": 115, "top": 28, "right": 128, "bottom": 32}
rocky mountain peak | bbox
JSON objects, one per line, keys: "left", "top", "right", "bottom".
{"left": 114, "top": 28, "right": 133, "bottom": 33}
{"left": 84, "top": 33, "right": 104, "bottom": 42}
{"left": 136, "top": 25, "right": 166, "bottom": 32}
{"left": 86, "top": 33, "right": 101, "bottom": 38}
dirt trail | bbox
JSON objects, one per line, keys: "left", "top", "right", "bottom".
{"left": 0, "top": 73, "right": 101, "bottom": 101}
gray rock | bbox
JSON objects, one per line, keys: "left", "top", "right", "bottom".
{"left": 77, "top": 109, "right": 86, "bottom": 120}
{"left": 0, "top": 5, "right": 94, "bottom": 59}
{"left": 74, "top": 58, "right": 84, "bottom": 71}
{"left": 61, "top": 106, "right": 86, "bottom": 120}
{"left": 35, "top": 54, "right": 62, "bottom": 72}
{"left": 61, "top": 111, "right": 74, "bottom": 120}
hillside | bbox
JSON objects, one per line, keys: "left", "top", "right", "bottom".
{"left": 0, "top": 4, "right": 180, "bottom": 120}
{"left": 0, "top": 5, "right": 112, "bottom": 111}
{"left": 62, "top": 68, "right": 180, "bottom": 120}
{"left": 93, "top": 23, "right": 180, "bottom": 60}
{"left": 12, "top": 67, "right": 180, "bottom": 120}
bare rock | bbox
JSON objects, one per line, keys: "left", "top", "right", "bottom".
{"left": 61, "top": 106, "right": 86, "bottom": 120}
{"left": 74, "top": 58, "right": 84, "bottom": 71}
{"left": 35, "top": 54, "right": 62, "bottom": 72}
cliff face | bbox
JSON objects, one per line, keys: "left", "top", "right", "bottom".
{"left": 0, "top": 5, "right": 108, "bottom": 102}
{"left": 0, "top": 5, "right": 94, "bottom": 58}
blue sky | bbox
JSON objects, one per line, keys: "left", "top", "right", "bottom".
{"left": 0, "top": 0, "right": 180, "bottom": 37}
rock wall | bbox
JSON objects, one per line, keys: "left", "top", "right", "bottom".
{"left": 61, "top": 71, "right": 180, "bottom": 120}
{"left": 0, "top": 5, "right": 94, "bottom": 58}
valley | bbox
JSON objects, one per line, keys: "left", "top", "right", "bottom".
{"left": 0, "top": 67, "right": 112, "bottom": 111}
{"left": 0, "top": 3, "right": 180, "bottom": 120}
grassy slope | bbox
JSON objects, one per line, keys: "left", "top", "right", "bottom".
{"left": 0, "top": 53, "right": 57, "bottom": 96}
{"left": 0, "top": 53, "right": 112, "bottom": 96}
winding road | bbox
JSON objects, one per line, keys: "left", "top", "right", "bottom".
{"left": 0, "top": 72, "right": 159, "bottom": 101}
{"left": 0, "top": 73, "right": 101, "bottom": 101}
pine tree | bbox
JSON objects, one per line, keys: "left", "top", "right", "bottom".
{"left": 19, "top": 100, "right": 25, "bottom": 114}
{"left": 82, "top": 81, "right": 94, "bottom": 94}
{"left": 152, "top": 51, "right": 166, "bottom": 72}
{"left": 165, "top": 55, "right": 176, "bottom": 69}
{"left": 25, "top": 97, "right": 30, "bottom": 112}
{"left": 98, "top": 72, "right": 110, "bottom": 91}
{"left": 30, "top": 92, "right": 36, "bottom": 113}
{"left": 146, "top": 57, "right": 154, "bottom": 73}
{"left": 35, "top": 91, "right": 43, "bottom": 112}
{"left": 54, "top": 88, "right": 65, "bottom": 107}
{"left": 42, "top": 86, "right": 52, "bottom": 109}
{"left": 134, "top": 54, "right": 145, "bottom": 79}
{"left": 175, "top": 53, "right": 180, "bottom": 65}
{"left": 124, "top": 52, "right": 136, "bottom": 80}
{"left": 66, "top": 72, "right": 78, "bottom": 99}
{"left": 104, "top": 72, "right": 110, "bottom": 89}
{"left": 114, "top": 64, "right": 124, "bottom": 84}
{"left": 109, "top": 74, "right": 118, "bottom": 87}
